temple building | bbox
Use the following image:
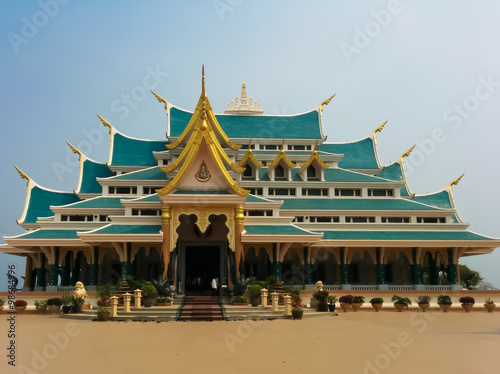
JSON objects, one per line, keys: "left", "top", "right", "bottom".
{"left": 2, "top": 68, "right": 499, "bottom": 294}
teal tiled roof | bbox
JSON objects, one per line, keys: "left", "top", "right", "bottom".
{"left": 60, "top": 197, "right": 127, "bottom": 209}
{"left": 89, "top": 225, "right": 162, "bottom": 235}
{"left": 318, "top": 230, "right": 495, "bottom": 241}
{"left": 378, "top": 162, "right": 403, "bottom": 181}
{"left": 275, "top": 198, "right": 442, "bottom": 211}
{"left": 245, "top": 195, "right": 275, "bottom": 203}
{"left": 108, "top": 167, "right": 166, "bottom": 181}
{"left": 13, "top": 229, "right": 80, "bottom": 239}
{"left": 111, "top": 133, "right": 167, "bottom": 166}
{"left": 412, "top": 190, "right": 453, "bottom": 209}
{"left": 132, "top": 194, "right": 161, "bottom": 202}
{"left": 169, "top": 107, "right": 323, "bottom": 139}
{"left": 244, "top": 225, "right": 318, "bottom": 236}
{"left": 80, "top": 159, "right": 113, "bottom": 194}
{"left": 323, "top": 168, "right": 392, "bottom": 183}
{"left": 320, "top": 138, "right": 379, "bottom": 169}
{"left": 23, "top": 187, "right": 80, "bottom": 224}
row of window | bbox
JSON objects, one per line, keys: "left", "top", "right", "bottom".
{"left": 109, "top": 186, "right": 163, "bottom": 195}
{"left": 131, "top": 209, "right": 161, "bottom": 216}
{"left": 240, "top": 144, "right": 313, "bottom": 151}
{"left": 61, "top": 215, "right": 110, "bottom": 222}
{"left": 258, "top": 188, "right": 394, "bottom": 197}
{"left": 293, "top": 216, "right": 448, "bottom": 224}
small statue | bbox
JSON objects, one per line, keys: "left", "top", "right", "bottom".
{"left": 74, "top": 281, "right": 87, "bottom": 300}
{"left": 315, "top": 280, "right": 324, "bottom": 292}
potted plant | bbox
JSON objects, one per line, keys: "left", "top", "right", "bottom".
{"left": 61, "top": 296, "right": 72, "bottom": 314}
{"left": 327, "top": 295, "right": 338, "bottom": 312}
{"left": 416, "top": 296, "right": 431, "bottom": 312}
{"left": 351, "top": 295, "right": 365, "bottom": 311}
{"left": 484, "top": 298, "right": 496, "bottom": 313}
{"left": 291, "top": 296, "right": 303, "bottom": 320}
{"left": 369, "top": 297, "right": 384, "bottom": 312}
{"left": 34, "top": 299, "right": 47, "bottom": 312}
{"left": 313, "top": 289, "right": 329, "bottom": 312}
{"left": 339, "top": 295, "right": 354, "bottom": 312}
{"left": 156, "top": 296, "right": 172, "bottom": 306}
{"left": 47, "top": 298, "right": 61, "bottom": 313}
{"left": 459, "top": 296, "right": 475, "bottom": 313}
{"left": 232, "top": 295, "right": 248, "bottom": 305}
{"left": 97, "top": 296, "right": 110, "bottom": 307}
{"left": 72, "top": 296, "right": 85, "bottom": 313}
{"left": 391, "top": 295, "right": 411, "bottom": 312}
{"left": 437, "top": 295, "right": 452, "bottom": 312}
{"left": 96, "top": 307, "right": 111, "bottom": 321}
{"left": 14, "top": 300, "right": 27, "bottom": 312}
{"left": 141, "top": 282, "right": 158, "bottom": 307}
{"left": 248, "top": 284, "right": 263, "bottom": 307}
{"left": 0, "top": 298, "right": 4, "bottom": 312}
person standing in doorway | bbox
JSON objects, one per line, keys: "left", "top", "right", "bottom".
{"left": 211, "top": 277, "right": 217, "bottom": 296}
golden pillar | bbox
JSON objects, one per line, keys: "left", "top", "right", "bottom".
{"left": 235, "top": 206, "right": 245, "bottom": 276}
{"left": 161, "top": 207, "right": 171, "bottom": 278}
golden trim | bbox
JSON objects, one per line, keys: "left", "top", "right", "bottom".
{"left": 299, "top": 143, "right": 330, "bottom": 169}
{"left": 14, "top": 165, "right": 30, "bottom": 183}
{"left": 97, "top": 114, "right": 113, "bottom": 136}
{"left": 151, "top": 90, "right": 168, "bottom": 111}
{"left": 267, "top": 147, "right": 297, "bottom": 168}
{"left": 66, "top": 141, "right": 83, "bottom": 162}
{"left": 161, "top": 207, "right": 171, "bottom": 224}
{"left": 170, "top": 206, "right": 236, "bottom": 251}
{"left": 401, "top": 144, "right": 416, "bottom": 159}
{"left": 449, "top": 173, "right": 465, "bottom": 188}
{"left": 237, "top": 148, "right": 265, "bottom": 168}
{"left": 319, "top": 93, "right": 336, "bottom": 113}
{"left": 373, "top": 120, "right": 388, "bottom": 136}
{"left": 235, "top": 207, "right": 245, "bottom": 224}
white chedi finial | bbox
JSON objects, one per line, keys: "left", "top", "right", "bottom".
{"left": 225, "top": 82, "right": 264, "bottom": 115}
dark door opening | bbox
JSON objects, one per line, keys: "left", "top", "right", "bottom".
{"left": 184, "top": 245, "right": 220, "bottom": 295}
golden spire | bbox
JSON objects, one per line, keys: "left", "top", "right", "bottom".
{"left": 14, "top": 165, "right": 30, "bottom": 182}
{"left": 97, "top": 114, "right": 113, "bottom": 135}
{"left": 319, "top": 93, "right": 336, "bottom": 113}
{"left": 401, "top": 145, "right": 416, "bottom": 159}
{"left": 373, "top": 120, "right": 388, "bottom": 135}
{"left": 449, "top": 173, "right": 465, "bottom": 188}
{"left": 151, "top": 90, "right": 168, "bottom": 110}
{"left": 66, "top": 141, "right": 83, "bottom": 161}
{"left": 299, "top": 141, "right": 329, "bottom": 169}
{"left": 202, "top": 65, "right": 205, "bottom": 97}
{"left": 237, "top": 139, "right": 264, "bottom": 168}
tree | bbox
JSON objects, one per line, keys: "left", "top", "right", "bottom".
{"left": 459, "top": 264, "right": 483, "bottom": 289}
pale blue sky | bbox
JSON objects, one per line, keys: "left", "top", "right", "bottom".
{"left": 1, "top": 1, "right": 500, "bottom": 290}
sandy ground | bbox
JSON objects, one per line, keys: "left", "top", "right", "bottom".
{"left": 1, "top": 310, "right": 499, "bottom": 374}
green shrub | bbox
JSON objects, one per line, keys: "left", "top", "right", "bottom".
{"left": 370, "top": 297, "right": 384, "bottom": 304}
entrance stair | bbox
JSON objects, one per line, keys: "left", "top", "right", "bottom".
{"left": 177, "top": 296, "right": 223, "bottom": 322}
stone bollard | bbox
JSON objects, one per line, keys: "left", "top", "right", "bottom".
{"left": 271, "top": 292, "right": 279, "bottom": 312}
{"left": 110, "top": 296, "right": 118, "bottom": 318}
{"left": 123, "top": 292, "right": 131, "bottom": 313}
{"left": 284, "top": 295, "right": 292, "bottom": 316}
{"left": 134, "top": 289, "right": 142, "bottom": 308}
{"left": 261, "top": 288, "right": 268, "bottom": 308}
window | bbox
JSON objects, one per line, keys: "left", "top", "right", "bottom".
{"left": 143, "top": 187, "right": 163, "bottom": 194}
{"left": 310, "top": 216, "right": 340, "bottom": 223}
{"left": 132, "top": 209, "right": 161, "bottom": 216}
{"left": 99, "top": 215, "right": 109, "bottom": 222}
{"left": 109, "top": 186, "right": 137, "bottom": 195}
{"left": 345, "top": 216, "right": 375, "bottom": 223}
{"left": 242, "top": 164, "right": 254, "bottom": 180}
{"left": 240, "top": 144, "right": 255, "bottom": 150}
{"left": 264, "top": 144, "right": 278, "bottom": 150}
{"left": 275, "top": 164, "right": 286, "bottom": 180}
{"left": 248, "top": 188, "right": 263, "bottom": 196}
{"left": 368, "top": 189, "right": 394, "bottom": 197}
{"left": 302, "top": 188, "right": 328, "bottom": 197}
{"left": 245, "top": 210, "right": 273, "bottom": 217}
{"left": 268, "top": 188, "right": 296, "bottom": 196}
{"left": 307, "top": 165, "right": 319, "bottom": 180}
{"left": 294, "top": 216, "right": 304, "bottom": 223}
{"left": 61, "top": 215, "right": 68, "bottom": 221}
{"left": 287, "top": 145, "right": 312, "bottom": 150}
{"left": 382, "top": 217, "right": 410, "bottom": 223}
{"left": 417, "top": 217, "right": 446, "bottom": 224}
{"left": 335, "top": 188, "right": 361, "bottom": 197}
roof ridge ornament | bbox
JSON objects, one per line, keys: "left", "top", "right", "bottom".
{"left": 225, "top": 82, "right": 263, "bottom": 115}
{"left": 14, "top": 165, "right": 30, "bottom": 183}
{"left": 66, "top": 141, "right": 83, "bottom": 162}
{"left": 151, "top": 90, "right": 168, "bottom": 110}
{"left": 401, "top": 144, "right": 416, "bottom": 159}
{"left": 450, "top": 173, "right": 465, "bottom": 188}
{"left": 319, "top": 93, "right": 336, "bottom": 114}
{"left": 97, "top": 114, "right": 113, "bottom": 135}
{"left": 374, "top": 120, "right": 388, "bottom": 135}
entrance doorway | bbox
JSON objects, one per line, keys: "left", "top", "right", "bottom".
{"left": 181, "top": 243, "right": 223, "bottom": 295}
